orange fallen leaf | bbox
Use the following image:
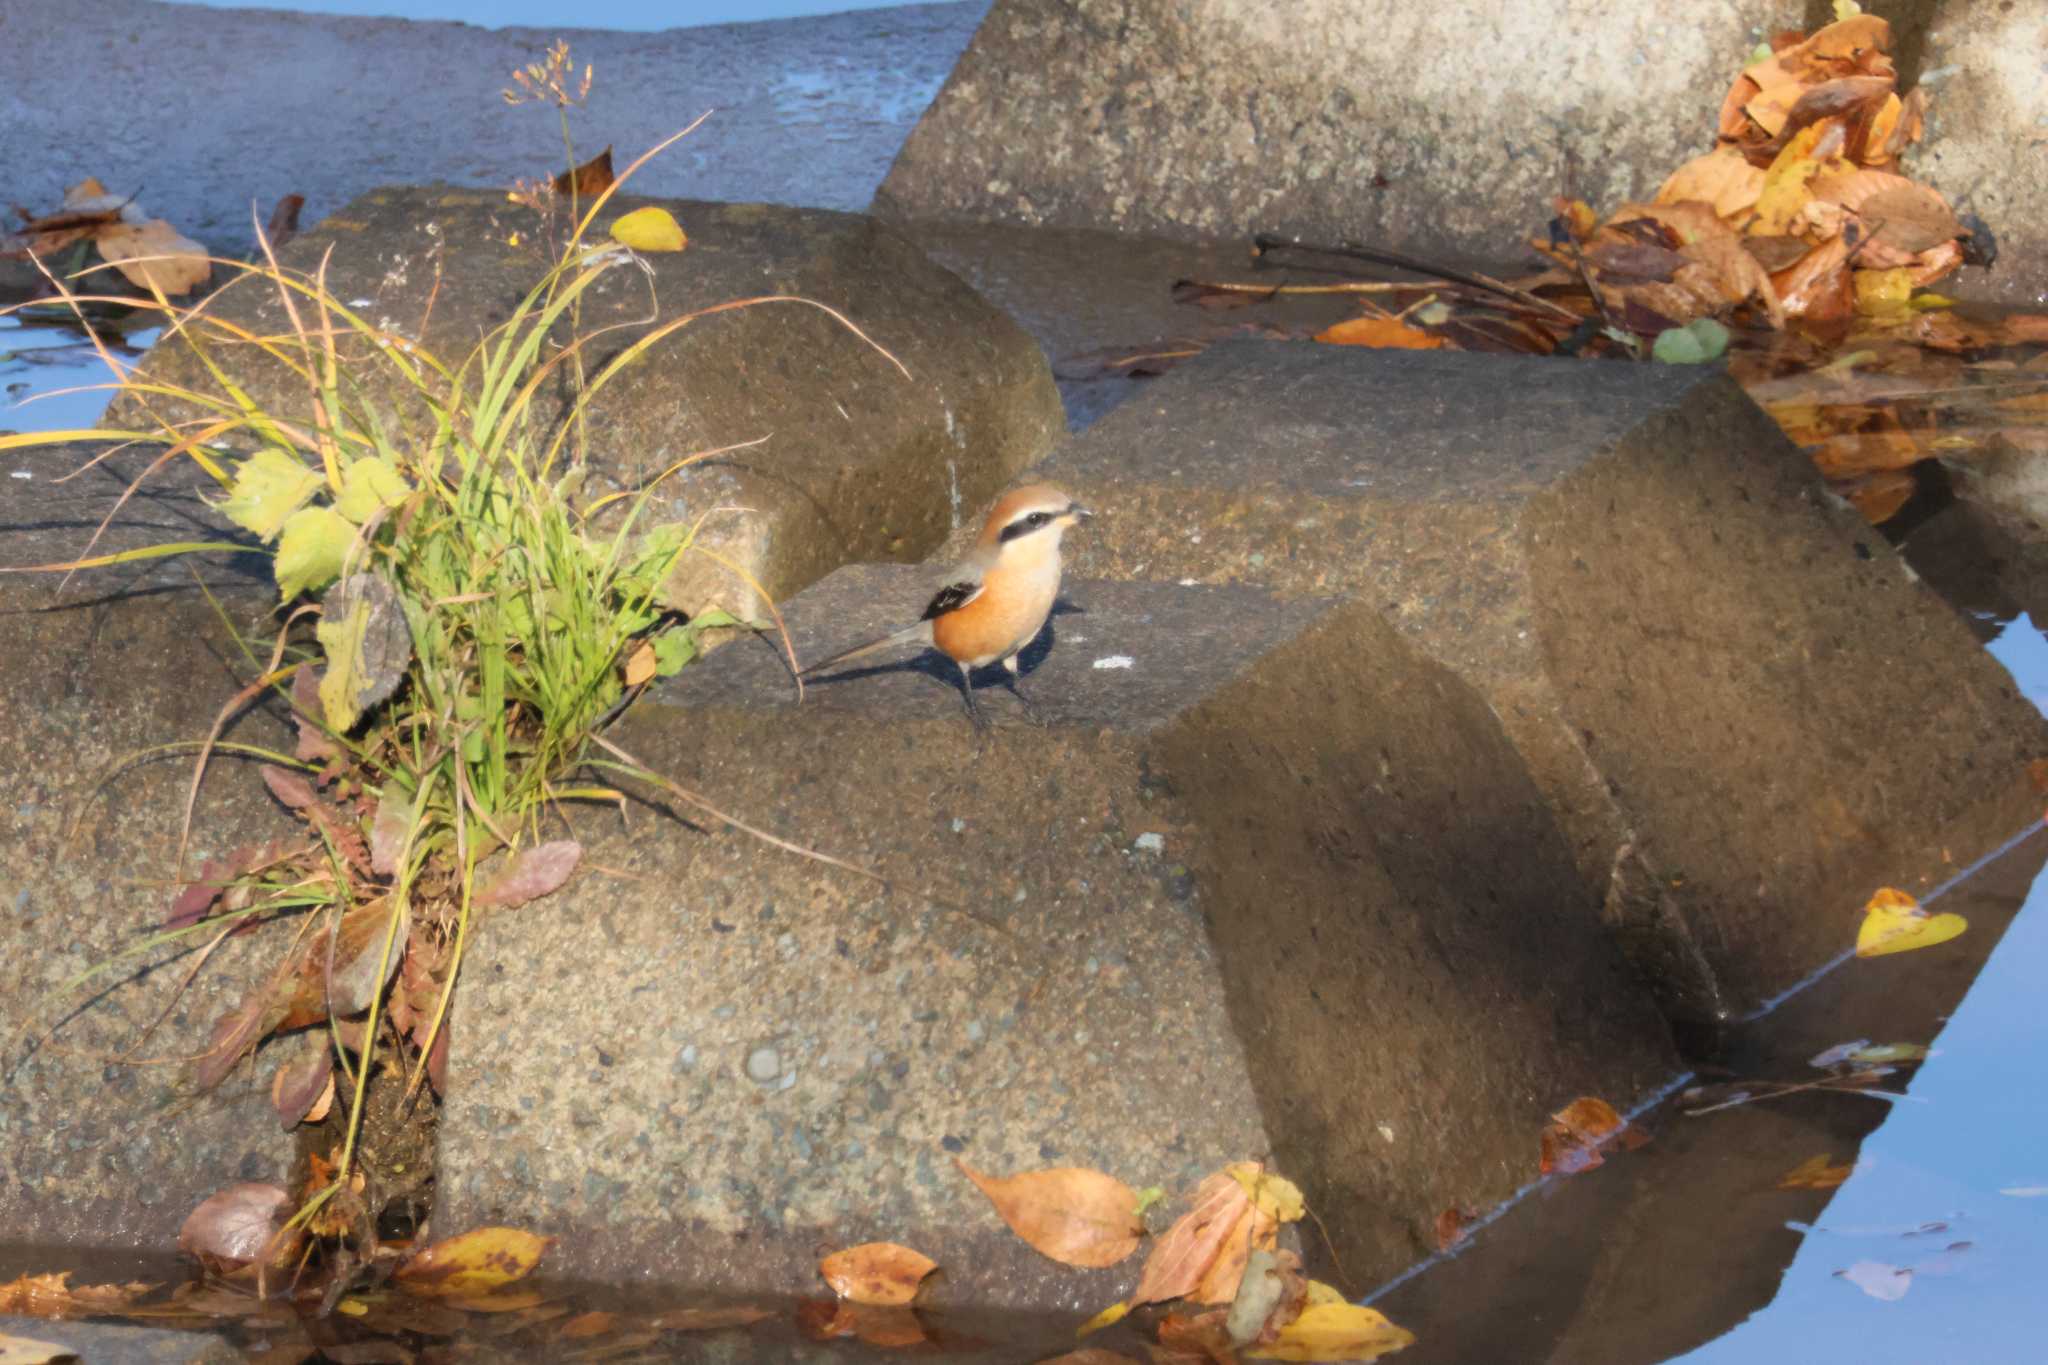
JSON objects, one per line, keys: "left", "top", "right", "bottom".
{"left": 1135, "top": 1165, "right": 1264, "bottom": 1307}
{"left": 1540, "top": 1098, "right": 1628, "bottom": 1177}
{"left": 645, "top": 1305, "right": 774, "bottom": 1332}
{"left": 1434, "top": 1206, "right": 1478, "bottom": 1251}
{"left": 552, "top": 145, "right": 615, "bottom": 197}
{"left": 623, "top": 640, "right": 657, "bottom": 687}
{"left": 795, "top": 1298, "right": 929, "bottom": 1347}
{"left": 557, "top": 1310, "right": 615, "bottom": 1338}
{"left": 1315, "top": 316, "right": 1446, "bottom": 350}
{"left": 1780, "top": 1154, "right": 1855, "bottom": 1189}
{"left": 957, "top": 1161, "right": 1142, "bottom": 1268}
{"left": 394, "top": 1227, "right": 553, "bottom": 1298}
{"left": 0, "top": 1272, "right": 155, "bottom": 1320}
{"left": 818, "top": 1242, "right": 937, "bottom": 1306}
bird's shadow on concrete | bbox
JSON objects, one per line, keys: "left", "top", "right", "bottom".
{"left": 802, "top": 600, "right": 1087, "bottom": 704}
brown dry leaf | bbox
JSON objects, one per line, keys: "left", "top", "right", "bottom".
{"left": 1655, "top": 145, "right": 1766, "bottom": 220}
{"left": 1779, "top": 1154, "right": 1855, "bottom": 1189}
{"left": 269, "top": 1035, "right": 334, "bottom": 1129}
{"left": 645, "top": 1305, "right": 774, "bottom": 1332}
{"left": 623, "top": 640, "right": 657, "bottom": 688}
{"left": 1839, "top": 471, "right": 1915, "bottom": 525}
{"left": 1772, "top": 233, "right": 1854, "bottom": 321}
{"left": 957, "top": 1161, "right": 1143, "bottom": 1268}
{"left": 795, "top": 1299, "right": 929, "bottom": 1347}
{"left": 556, "top": 1310, "right": 616, "bottom": 1339}
{"left": 553, "top": 145, "right": 615, "bottom": 197}
{"left": 1540, "top": 1098, "right": 1627, "bottom": 1177}
{"left": 177, "top": 1183, "right": 302, "bottom": 1270}
{"left": 0, "top": 1273, "right": 155, "bottom": 1320}
{"left": 818, "top": 1242, "right": 937, "bottom": 1306}
{"left": 1135, "top": 1168, "right": 1256, "bottom": 1306}
{"left": 1157, "top": 1309, "right": 1238, "bottom": 1364}
{"left": 93, "top": 218, "right": 210, "bottom": 295}
{"left": 1853, "top": 183, "right": 1962, "bottom": 256}
{"left": 395, "top": 1228, "right": 553, "bottom": 1298}
{"left": 1434, "top": 1206, "right": 1477, "bottom": 1252}
{"left": 1314, "top": 316, "right": 1445, "bottom": 350}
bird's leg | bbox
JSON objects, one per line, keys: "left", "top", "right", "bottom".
{"left": 955, "top": 660, "right": 990, "bottom": 731}
{"left": 999, "top": 654, "right": 1039, "bottom": 718}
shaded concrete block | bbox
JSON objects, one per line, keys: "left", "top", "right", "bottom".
{"left": 0, "top": 1315, "right": 241, "bottom": 1365}
{"left": 436, "top": 566, "right": 1677, "bottom": 1302}
{"left": 0, "top": 449, "right": 299, "bottom": 1254}
{"left": 1033, "top": 341, "right": 2048, "bottom": 1037}
{"left": 121, "top": 188, "right": 1065, "bottom": 617}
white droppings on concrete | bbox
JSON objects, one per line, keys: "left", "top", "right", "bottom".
{"left": 1178, "top": 577, "right": 1198, "bottom": 586}
{"left": 1377, "top": 1123, "right": 1396, "bottom": 1143}
{"left": 946, "top": 458, "right": 961, "bottom": 528}
{"left": 9, "top": 470, "right": 31, "bottom": 480}
{"left": 348, "top": 297, "right": 374, "bottom": 307}
{"left": 1133, "top": 832, "right": 1164, "bottom": 854}
{"left": 1093, "top": 654, "right": 1135, "bottom": 670}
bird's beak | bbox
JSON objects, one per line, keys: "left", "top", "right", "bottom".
{"left": 1068, "top": 502, "right": 1094, "bottom": 522}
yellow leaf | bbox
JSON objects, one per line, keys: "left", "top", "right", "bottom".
{"left": 1753, "top": 124, "right": 1831, "bottom": 236}
{"left": 610, "top": 206, "right": 686, "bottom": 253}
{"left": 335, "top": 456, "right": 412, "bottom": 523}
{"left": 217, "top": 448, "right": 323, "bottom": 541}
{"left": 1854, "top": 268, "right": 1914, "bottom": 314}
{"left": 394, "top": 1227, "right": 553, "bottom": 1298}
{"left": 1228, "top": 1166, "right": 1306, "bottom": 1223}
{"left": 1076, "top": 1300, "right": 1129, "bottom": 1337}
{"left": 274, "top": 505, "right": 355, "bottom": 601}
{"left": 1304, "top": 1280, "right": 1348, "bottom": 1307}
{"left": 624, "top": 640, "right": 657, "bottom": 688}
{"left": 1833, "top": 0, "right": 1863, "bottom": 19}
{"left": 1248, "top": 1301, "right": 1416, "bottom": 1362}
{"left": 1857, "top": 887, "right": 1966, "bottom": 957}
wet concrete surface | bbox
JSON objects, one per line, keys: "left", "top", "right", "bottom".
{"left": 0, "top": 0, "right": 989, "bottom": 261}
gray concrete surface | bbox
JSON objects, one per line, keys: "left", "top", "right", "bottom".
{"left": 434, "top": 565, "right": 1678, "bottom": 1304}
{"left": 120, "top": 187, "right": 1066, "bottom": 618}
{"left": 876, "top": 0, "right": 2038, "bottom": 305}
{"left": 0, "top": 448, "right": 299, "bottom": 1258}
{"left": 1026, "top": 341, "right": 2048, "bottom": 1041}
{"left": 0, "top": 1316, "right": 241, "bottom": 1365}
{"left": 0, "top": 0, "right": 988, "bottom": 260}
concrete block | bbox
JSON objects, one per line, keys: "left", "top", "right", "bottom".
{"left": 1032, "top": 341, "right": 2048, "bottom": 1037}
{"left": 0, "top": 449, "right": 299, "bottom": 1254}
{"left": 435, "top": 565, "right": 1677, "bottom": 1302}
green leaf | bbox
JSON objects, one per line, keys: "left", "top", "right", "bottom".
{"left": 275, "top": 505, "right": 355, "bottom": 601}
{"left": 688, "top": 607, "right": 742, "bottom": 630}
{"left": 217, "top": 448, "right": 323, "bottom": 540}
{"left": 651, "top": 627, "right": 696, "bottom": 677}
{"left": 335, "top": 456, "right": 412, "bottom": 524}
{"left": 1651, "top": 318, "right": 1729, "bottom": 365}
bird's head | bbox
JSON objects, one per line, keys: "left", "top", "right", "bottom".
{"left": 981, "top": 483, "right": 1093, "bottom": 554}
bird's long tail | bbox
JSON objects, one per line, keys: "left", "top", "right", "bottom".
{"left": 798, "top": 623, "right": 930, "bottom": 677}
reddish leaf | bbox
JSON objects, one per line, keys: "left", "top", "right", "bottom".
{"left": 474, "top": 840, "right": 582, "bottom": 909}
{"left": 269, "top": 1036, "right": 334, "bottom": 1129}
{"left": 177, "top": 1182, "right": 301, "bottom": 1269}
{"left": 290, "top": 667, "right": 341, "bottom": 764}
{"left": 1134, "top": 1168, "right": 1255, "bottom": 1306}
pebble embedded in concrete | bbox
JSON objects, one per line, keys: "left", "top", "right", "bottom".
{"left": 746, "top": 1044, "right": 781, "bottom": 1083}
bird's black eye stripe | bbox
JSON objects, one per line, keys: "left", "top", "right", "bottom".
{"left": 999, "top": 509, "right": 1055, "bottom": 542}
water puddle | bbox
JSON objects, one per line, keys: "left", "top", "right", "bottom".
{"left": 0, "top": 314, "right": 158, "bottom": 439}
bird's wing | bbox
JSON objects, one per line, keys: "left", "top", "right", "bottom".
{"left": 921, "top": 579, "right": 983, "bottom": 621}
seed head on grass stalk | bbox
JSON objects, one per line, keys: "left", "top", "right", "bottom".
{"left": 1, "top": 94, "right": 901, "bottom": 1251}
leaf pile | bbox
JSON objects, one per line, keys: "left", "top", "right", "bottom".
{"left": 2, "top": 178, "right": 210, "bottom": 297}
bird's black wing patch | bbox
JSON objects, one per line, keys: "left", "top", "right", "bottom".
{"left": 922, "top": 580, "right": 981, "bottom": 620}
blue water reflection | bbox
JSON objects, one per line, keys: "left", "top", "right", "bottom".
{"left": 163, "top": 0, "right": 931, "bottom": 30}
{"left": 1672, "top": 616, "right": 2048, "bottom": 1362}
